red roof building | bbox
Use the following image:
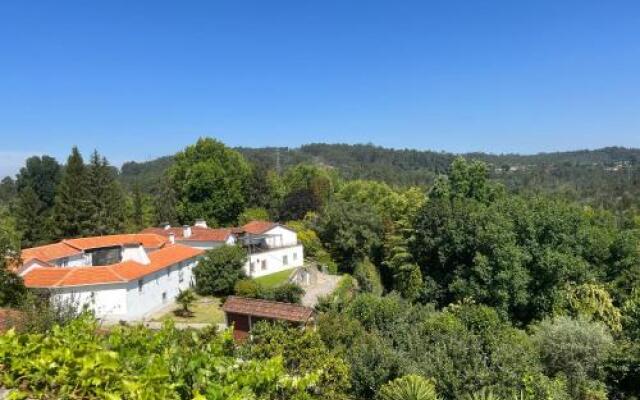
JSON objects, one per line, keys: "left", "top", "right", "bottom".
{"left": 222, "top": 296, "right": 315, "bottom": 341}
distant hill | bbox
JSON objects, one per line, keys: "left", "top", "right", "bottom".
{"left": 119, "top": 144, "right": 640, "bottom": 199}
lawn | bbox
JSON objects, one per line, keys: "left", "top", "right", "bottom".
{"left": 253, "top": 268, "right": 296, "bottom": 288}
{"left": 155, "top": 296, "right": 225, "bottom": 325}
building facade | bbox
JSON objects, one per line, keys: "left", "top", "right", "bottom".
{"left": 17, "top": 220, "right": 304, "bottom": 321}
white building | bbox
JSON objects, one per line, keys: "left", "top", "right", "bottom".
{"left": 19, "top": 234, "right": 202, "bottom": 321}
{"left": 144, "top": 220, "right": 304, "bottom": 278}
{"left": 238, "top": 221, "right": 304, "bottom": 278}
{"left": 18, "top": 220, "right": 304, "bottom": 321}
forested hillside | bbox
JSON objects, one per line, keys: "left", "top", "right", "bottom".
{"left": 2, "top": 138, "right": 640, "bottom": 399}
{"left": 116, "top": 143, "right": 640, "bottom": 211}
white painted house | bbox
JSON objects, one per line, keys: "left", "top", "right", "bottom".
{"left": 18, "top": 220, "right": 304, "bottom": 321}
{"left": 144, "top": 220, "right": 304, "bottom": 278}
{"left": 19, "top": 234, "right": 202, "bottom": 321}
{"left": 237, "top": 221, "right": 304, "bottom": 278}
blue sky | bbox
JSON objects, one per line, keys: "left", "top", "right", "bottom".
{"left": 1, "top": 1, "right": 639, "bottom": 177}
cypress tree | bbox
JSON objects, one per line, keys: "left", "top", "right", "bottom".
{"left": 52, "top": 147, "right": 92, "bottom": 239}
{"left": 86, "top": 150, "right": 126, "bottom": 235}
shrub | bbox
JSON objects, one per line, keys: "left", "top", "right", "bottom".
{"left": 234, "top": 279, "right": 304, "bottom": 304}
{"left": 377, "top": 374, "right": 441, "bottom": 400}
{"left": 531, "top": 316, "right": 613, "bottom": 398}
{"left": 193, "top": 245, "right": 247, "bottom": 296}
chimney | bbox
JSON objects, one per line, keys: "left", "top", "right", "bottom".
{"left": 168, "top": 232, "right": 175, "bottom": 244}
{"left": 183, "top": 225, "right": 192, "bottom": 238}
{"left": 194, "top": 218, "right": 207, "bottom": 228}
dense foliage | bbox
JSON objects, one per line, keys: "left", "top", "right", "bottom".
{"left": 193, "top": 245, "right": 248, "bottom": 296}
{"left": 169, "top": 138, "right": 251, "bottom": 226}
{"left": 0, "top": 316, "right": 322, "bottom": 399}
{"left": 2, "top": 139, "right": 640, "bottom": 400}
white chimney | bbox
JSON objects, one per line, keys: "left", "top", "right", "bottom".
{"left": 194, "top": 219, "right": 207, "bottom": 228}
{"left": 168, "top": 232, "right": 175, "bottom": 244}
{"left": 183, "top": 225, "right": 192, "bottom": 238}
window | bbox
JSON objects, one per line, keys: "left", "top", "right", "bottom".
{"left": 250, "top": 262, "right": 255, "bottom": 274}
{"left": 283, "top": 255, "right": 288, "bottom": 266}
{"left": 293, "top": 252, "right": 298, "bottom": 261}
{"left": 162, "top": 292, "right": 167, "bottom": 303}
{"left": 178, "top": 271, "right": 184, "bottom": 283}
{"left": 58, "top": 257, "right": 68, "bottom": 267}
{"left": 261, "top": 260, "right": 267, "bottom": 270}
{"left": 138, "top": 279, "right": 143, "bottom": 292}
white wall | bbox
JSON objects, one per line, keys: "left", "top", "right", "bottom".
{"left": 52, "top": 253, "right": 89, "bottom": 267}
{"left": 53, "top": 284, "right": 128, "bottom": 318}
{"left": 122, "top": 245, "right": 150, "bottom": 264}
{"left": 245, "top": 244, "right": 304, "bottom": 278}
{"left": 124, "top": 257, "right": 198, "bottom": 320}
{"left": 263, "top": 226, "right": 298, "bottom": 248}
{"left": 50, "top": 256, "right": 199, "bottom": 321}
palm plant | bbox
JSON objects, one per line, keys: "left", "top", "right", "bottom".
{"left": 175, "top": 289, "right": 196, "bottom": 317}
{"left": 377, "top": 374, "right": 440, "bottom": 400}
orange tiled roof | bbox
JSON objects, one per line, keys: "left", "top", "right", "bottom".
{"left": 22, "top": 244, "right": 203, "bottom": 288}
{"left": 222, "top": 296, "right": 315, "bottom": 322}
{"left": 63, "top": 233, "right": 167, "bottom": 250}
{"left": 241, "top": 221, "right": 278, "bottom": 235}
{"left": 21, "top": 242, "right": 82, "bottom": 263}
{"left": 141, "top": 226, "right": 233, "bottom": 242}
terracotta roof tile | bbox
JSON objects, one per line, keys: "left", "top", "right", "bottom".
{"left": 21, "top": 244, "right": 204, "bottom": 288}
{"left": 22, "top": 268, "right": 70, "bottom": 287}
{"left": 64, "top": 234, "right": 167, "bottom": 250}
{"left": 241, "top": 221, "right": 278, "bottom": 235}
{"left": 222, "top": 296, "right": 314, "bottom": 322}
{"left": 141, "top": 227, "right": 232, "bottom": 242}
{"left": 21, "top": 242, "right": 82, "bottom": 263}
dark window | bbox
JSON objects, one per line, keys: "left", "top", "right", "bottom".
{"left": 138, "top": 279, "right": 143, "bottom": 292}
{"left": 89, "top": 246, "right": 122, "bottom": 266}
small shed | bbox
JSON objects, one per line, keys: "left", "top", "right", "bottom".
{"left": 222, "top": 296, "right": 315, "bottom": 341}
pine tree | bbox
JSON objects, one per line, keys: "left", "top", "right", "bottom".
{"left": 154, "top": 175, "right": 178, "bottom": 225}
{"left": 52, "top": 147, "right": 92, "bottom": 239}
{"left": 131, "top": 182, "right": 144, "bottom": 231}
{"left": 14, "top": 185, "right": 46, "bottom": 248}
{"left": 86, "top": 151, "right": 126, "bottom": 235}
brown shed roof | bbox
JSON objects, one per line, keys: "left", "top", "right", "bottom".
{"left": 222, "top": 296, "right": 314, "bottom": 323}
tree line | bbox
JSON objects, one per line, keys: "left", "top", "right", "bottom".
{"left": 1, "top": 137, "right": 640, "bottom": 399}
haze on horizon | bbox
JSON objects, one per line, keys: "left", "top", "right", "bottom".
{"left": 1, "top": 0, "right": 639, "bottom": 177}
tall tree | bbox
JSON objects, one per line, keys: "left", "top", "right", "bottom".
{"left": 154, "top": 174, "right": 178, "bottom": 225}
{"left": 52, "top": 147, "right": 92, "bottom": 239}
{"left": 0, "top": 177, "right": 16, "bottom": 204}
{"left": 86, "top": 150, "right": 126, "bottom": 235}
{"left": 169, "top": 138, "right": 251, "bottom": 225}
{"left": 14, "top": 186, "right": 48, "bottom": 247}
{"left": 15, "top": 155, "right": 61, "bottom": 209}
{"left": 0, "top": 210, "right": 26, "bottom": 307}
{"left": 131, "top": 182, "right": 144, "bottom": 231}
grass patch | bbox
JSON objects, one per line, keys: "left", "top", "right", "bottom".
{"left": 253, "top": 268, "right": 296, "bottom": 288}
{"left": 156, "top": 296, "right": 225, "bottom": 325}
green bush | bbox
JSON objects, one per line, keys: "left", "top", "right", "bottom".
{"left": 0, "top": 315, "right": 321, "bottom": 399}
{"left": 233, "top": 279, "right": 304, "bottom": 304}
{"left": 194, "top": 245, "right": 247, "bottom": 296}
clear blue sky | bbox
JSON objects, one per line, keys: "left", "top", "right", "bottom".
{"left": 1, "top": 1, "right": 639, "bottom": 177}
